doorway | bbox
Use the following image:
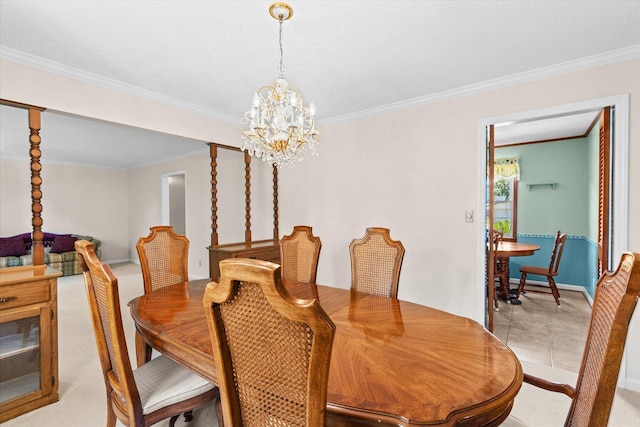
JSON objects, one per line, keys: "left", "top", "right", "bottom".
{"left": 161, "top": 171, "right": 186, "bottom": 235}
{"left": 477, "top": 93, "right": 630, "bottom": 384}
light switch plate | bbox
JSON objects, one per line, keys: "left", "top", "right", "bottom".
{"left": 465, "top": 210, "right": 474, "bottom": 223}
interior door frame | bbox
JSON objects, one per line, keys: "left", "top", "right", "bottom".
{"left": 476, "top": 93, "right": 630, "bottom": 384}
{"left": 161, "top": 170, "right": 187, "bottom": 233}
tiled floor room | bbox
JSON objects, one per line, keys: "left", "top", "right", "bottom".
{"left": 492, "top": 285, "right": 592, "bottom": 374}
{"left": 494, "top": 284, "right": 640, "bottom": 426}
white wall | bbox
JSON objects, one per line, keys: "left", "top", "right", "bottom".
{"left": 0, "top": 158, "right": 130, "bottom": 261}
{"left": 128, "top": 154, "right": 211, "bottom": 278}
{"left": 0, "top": 159, "right": 33, "bottom": 235}
{"left": 1, "top": 57, "right": 639, "bottom": 390}
{"left": 279, "top": 58, "right": 640, "bottom": 389}
{"left": 127, "top": 147, "right": 275, "bottom": 279}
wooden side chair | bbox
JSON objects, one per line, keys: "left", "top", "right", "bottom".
{"left": 516, "top": 230, "right": 567, "bottom": 305}
{"left": 137, "top": 225, "right": 189, "bottom": 294}
{"left": 520, "top": 251, "right": 640, "bottom": 426}
{"left": 490, "top": 229, "right": 508, "bottom": 309}
{"left": 349, "top": 227, "right": 405, "bottom": 298}
{"left": 75, "top": 240, "right": 218, "bottom": 427}
{"left": 203, "top": 258, "right": 336, "bottom": 426}
{"left": 135, "top": 225, "right": 189, "bottom": 365}
{"left": 279, "top": 225, "right": 322, "bottom": 284}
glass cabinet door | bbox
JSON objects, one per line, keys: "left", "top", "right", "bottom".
{"left": 0, "top": 306, "right": 51, "bottom": 406}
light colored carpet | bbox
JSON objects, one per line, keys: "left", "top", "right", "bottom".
{"left": 3, "top": 263, "right": 639, "bottom": 426}
{"left": 1, "top": 263, "right": 216, "bottom": 427}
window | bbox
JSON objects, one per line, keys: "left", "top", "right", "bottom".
{"left": 493, "top": 175, "right": 518, "bottom": 240}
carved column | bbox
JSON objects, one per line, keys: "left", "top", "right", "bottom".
{"left": 209, "top": 143, "right": 219, "bottom": 246}
{"left": 29, "top": 107, "right": 45, "bottom": 265}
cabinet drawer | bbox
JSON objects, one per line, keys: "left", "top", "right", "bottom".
{"left": 0, "top": 281, "right": 50, "bottom": 309}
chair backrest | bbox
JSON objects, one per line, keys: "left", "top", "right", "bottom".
{"left": 349, "top": 227, "right": 405, "bottom": 298}
{"left": 75, "top": 240, "right": 143, "bottom": 424}
{"left": 566, "top": 251, "right": 640, "bottom": 427}
{"left": 491, "top": 229, "right": 506, "bottom": 286}
{"left": 491, "top": 229, "right": 504, "bottom": 250}
{"left": 136, "top": 225, "right": 189, "bottom": 294}
{"left": 203, "top": 258, "right": 335, "bottom": 427}
{"left": 279, "top": 225, "right": 322, "bottom": 284}
{"left": 491, "top": 229, "right": 503, "bottom": 266}
{"left": 548, "top": 230, "right": 567, "bottom": 275}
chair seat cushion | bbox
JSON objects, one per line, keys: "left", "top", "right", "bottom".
{"left": 520, "top": 265, "right": 551, "bottom": 276}
{"left": 133, "top": 354, "right": 215, "bottom": 415}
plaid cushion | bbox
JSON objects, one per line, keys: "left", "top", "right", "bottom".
{"left": 0, "top": 256, "right": 22, "bottom": 268}
{"left": 60, "top": 251, "right": 77, "bottom": 262}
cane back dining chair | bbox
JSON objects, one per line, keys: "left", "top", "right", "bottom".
{"left": 75, "top": 240, "right": 218, "bottom": 427}
{"left": 520, "top": 251, "right": 640, "bottom": 427}
{"left": 135, "top": 225, "right": 189, "bottom": 365}
{"left": 137, "top": 225, "right": 189, "bottom": 294}
{"left": 516, "top": 230, "right": 567, "bottom": 305}
{"left": 203, "top": 258, "right": 336, "bottom": 427}
{"left": 349, "top": 227, "right": 405, "bottom": 298}
{"left": 279, "top": 225, "right": 322, "bottom": 284}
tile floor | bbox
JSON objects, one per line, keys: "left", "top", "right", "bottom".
{"left": 492, "top": 285, "right": 592, "bottom": 373}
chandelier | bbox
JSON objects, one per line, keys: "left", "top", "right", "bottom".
{"left": 239, "top": 2, "right": 320, "bottom": 168}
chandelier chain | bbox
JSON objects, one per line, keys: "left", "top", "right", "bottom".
{"left": 278, "top": 17, "right": 285, "bottom": 78}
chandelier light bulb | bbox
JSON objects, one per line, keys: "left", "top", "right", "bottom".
{"left": 239, "top": 2, "right": 320, "bottom": 168}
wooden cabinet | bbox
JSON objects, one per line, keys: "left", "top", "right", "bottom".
{"left": 208, "top": 239, "right": 280, "bottom": 280}
{"left": 0, "top": 265, "right": 61, "bottom": 423}
{"left": 207, "top": 143, "right": 280, "bottom": 280}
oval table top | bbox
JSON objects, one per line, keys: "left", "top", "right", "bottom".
{"left": 129, "top": 280, "right": 523, "bottom": 426}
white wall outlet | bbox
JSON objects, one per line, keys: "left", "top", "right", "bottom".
{"left": 465, "top": 210, "right": 474, "bottom": 223}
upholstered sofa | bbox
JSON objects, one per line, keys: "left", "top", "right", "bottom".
{"left": 0, "top": 232, "right": 102, "bottom": 276}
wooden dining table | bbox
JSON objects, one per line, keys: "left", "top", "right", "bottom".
{"left": 495, "top": 241, "right": 541, "bottom": 301}
{"left": 129, "top": 279, "right": 523, "bottom": 426}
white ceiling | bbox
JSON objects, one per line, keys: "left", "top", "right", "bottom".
{"left": 1, "top": 1, "right": 639, "bottom": 168}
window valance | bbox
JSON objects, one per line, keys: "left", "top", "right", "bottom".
{"left": 494, "top": 157, "right": 520, "bottom": 179}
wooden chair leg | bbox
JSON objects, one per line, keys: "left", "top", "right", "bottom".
{"left": 516, "top": 272, "right": 526, "bottom": 298}
{"left": 106, "top": 401, "right": 117, "bottom": 427}
{"left": 548, "top": 276, "right": 561, "bottom": 305}
{"left": 215, "top": 398, "right": 224, "bottom": 426}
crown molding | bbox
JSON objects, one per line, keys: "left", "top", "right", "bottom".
{"left": 0, "top": 46, "right": 237, "bottom": 124}
{"left": 320, "top": 44, "right": 640, "bottom": 126}
{"left": 3, "top": 44, "right": 639, "bottom": 127}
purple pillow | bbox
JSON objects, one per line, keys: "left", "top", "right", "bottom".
{"left": 0, "top": 237, "right": 28, "bottom": 257}
{"left": 49, "top": 235, "right": 77, "bottom": 253}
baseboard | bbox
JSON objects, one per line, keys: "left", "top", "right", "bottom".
{"left": 624, "top": 377, "right": 640, "bottom": 393}
{"left": 104, "top": 258, "right": 209, "bottom": 280}
{"left": 508, "top": 278, "right": 593, "bottom": 306}
{"left": 104, "top": 258, "right": 136, "bottom": 265}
